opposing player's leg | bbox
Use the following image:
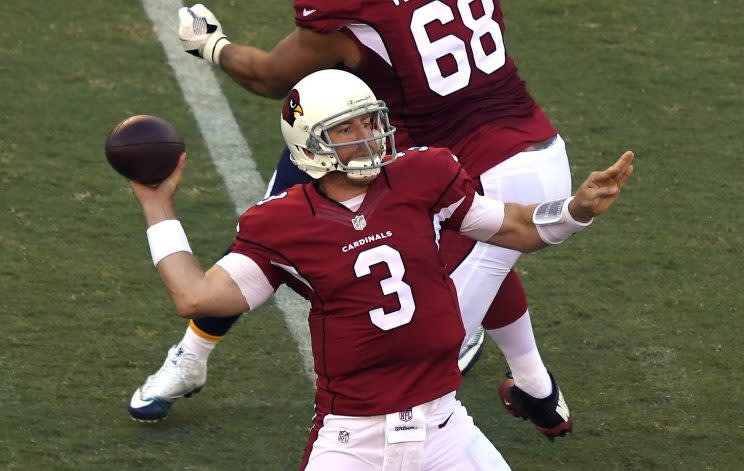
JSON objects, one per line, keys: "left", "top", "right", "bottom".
{"left": 447, "top": 135, "right": 575, "bottom": 437}
{"left": 128, "top": 291, "right": 241, "bottom": 421}
{"left": 129, "top": 148, "right": 310, "bottom": 422}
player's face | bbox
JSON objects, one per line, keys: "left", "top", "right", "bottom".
{"left": 327, "top": 114, "right": 380, "bottom": 166}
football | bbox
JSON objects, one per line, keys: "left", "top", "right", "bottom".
{"left": 105, "top": 115, "right": 185, "bottom": 184}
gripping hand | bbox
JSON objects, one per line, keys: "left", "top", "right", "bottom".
{"left": 177, "top": 4, "right": 230, "bottom": 65}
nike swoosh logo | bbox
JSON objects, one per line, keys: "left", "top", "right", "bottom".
{"left": 129, "top": 388, "right": 156, "bottom": 408}
{"left": 438, "top": 412, "right": 454, "bottom": 429}
{"left": 303, "top": 8, "right": 317, "bottom": 16}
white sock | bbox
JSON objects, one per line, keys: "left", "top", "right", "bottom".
{"left": 487, "top": 310, "right": 552, "bottom": 399}
{"left": 179, "top": 326, "right": 218, "bottom": 361}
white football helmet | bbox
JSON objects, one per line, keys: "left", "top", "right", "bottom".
{"left": 280, "top": 69, "right": 397, "bottom": 181}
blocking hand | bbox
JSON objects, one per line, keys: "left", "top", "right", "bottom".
{"left": 177, "top": 3, "right": 230, "bottom": 65}
{"left": 569, "top": 151, "right": 635, "bottom": 222}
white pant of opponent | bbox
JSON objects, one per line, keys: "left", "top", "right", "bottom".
{"left": 305, "top": 392, "right": 510, "bottom": 471}
{"left": 451, "top": 135, "right": 572, "bottom": 360}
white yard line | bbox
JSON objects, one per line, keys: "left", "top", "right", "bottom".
{"left": 142, "top": 0, "right": 315, "bottom": 380}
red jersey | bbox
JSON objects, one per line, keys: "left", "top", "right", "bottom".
{"left": 231, "top": 148, "right": 475, "bottom": 416}
{"left": 294, "top": 0, "right": 557, "bottom": 176}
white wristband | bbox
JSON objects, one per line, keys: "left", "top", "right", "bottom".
{"left": 146, "top": 220, "right": 193, "bottom": 266}
{"left": 533, "top": 197, "right": 593, "bottom": 245}
{"left": 204, "top": 33, "right": 230, "bottom": 65}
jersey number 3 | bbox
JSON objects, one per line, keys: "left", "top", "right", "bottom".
{"left": 411, "top": 0, "right": 505, "bottom": 96}
{"left": 354, "top": 245, "right": 415, "bottom": 331}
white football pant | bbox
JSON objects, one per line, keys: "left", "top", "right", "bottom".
{"left": 305, "top": 392, "right": 510, "bottom": 470}
{"left": 451, "top": 135, "right": 572, "bottom": 346}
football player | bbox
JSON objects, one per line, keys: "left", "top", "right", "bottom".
{"left": 128, "top": 69, "right": 633, "bottom": 470}
{"left": 130, "top": 1, "right": 578, "bottom": 437}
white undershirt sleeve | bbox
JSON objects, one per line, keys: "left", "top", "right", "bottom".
{"left": 215, "top": 252, "right": 276, "bottom": 310}
{"left": 459, "top": 193, "right": 506, "bottom": 241}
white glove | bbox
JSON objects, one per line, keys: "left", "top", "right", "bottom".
{"left": 177, "top": 3, "right": 231, "bottom": 65}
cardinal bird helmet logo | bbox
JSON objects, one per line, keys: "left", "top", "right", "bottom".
{"left": 282, "top": 89, "right": 303, "bottom": 126}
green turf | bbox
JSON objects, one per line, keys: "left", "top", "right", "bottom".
{"left": 2, "top": 0, "right": 742, "bottom": 469}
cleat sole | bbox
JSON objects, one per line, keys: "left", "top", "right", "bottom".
{"left": 183, "top": 386, "right": 203, "bottom": 398}
{"left": 499, "top": 373, "right": 574, "bottom": 440}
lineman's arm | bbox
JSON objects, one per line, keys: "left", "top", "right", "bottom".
{"left": 462, "top": 151, "right": 634, "bottom": 252}
{"left": 129, "top": 154, "right": 251, "bottom": 318}
{"left": 220, "top": 29, "right": 360, "bottom": 98}
{"left": 177, "top": 4, "right": 359, "bottom": 98}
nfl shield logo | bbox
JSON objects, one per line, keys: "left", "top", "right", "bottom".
{"left": 351, "top": 214, "right": 367, "bottom": 231}
{"left": 338, "top": 430, "right": 350, "bottom": 444}
{"left": 399, "top": 408, "right": 413, "bottom": 422}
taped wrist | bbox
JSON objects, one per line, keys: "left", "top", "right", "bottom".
{"left": 146, "top": 220, "right": 193, "bottom": 266}
{"left": 203, "top": 33, "right": 230, "bottom": 65}
{"left": 532, "top": 197, "right": 592, "bottom": 245}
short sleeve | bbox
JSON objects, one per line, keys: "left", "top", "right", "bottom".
{"left": 293, "top": 0, "right": 364, "bottom": 31}
{"left": 216, "top": 253, "right": 276, "bottom": 310}
{"left": 426, "top": 151, "right": 477, "bottom": 232}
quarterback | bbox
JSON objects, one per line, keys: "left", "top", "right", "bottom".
{"left": 127, "top": 70, "right": 633, "bottom": 469}
{"left": 130, "top": 2, "right": 585, "bottom": 438}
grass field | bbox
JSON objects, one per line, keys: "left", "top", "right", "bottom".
{"left": 2, "top": 1, "right": 743, "bottom": 470}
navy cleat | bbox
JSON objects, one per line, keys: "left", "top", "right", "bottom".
{"left": 128, "top": 344, "right": 207, "bottom": 422}
{"left": 458, "top": 327, "right": 486, "bottom": 376}
{"left": 499, "top": 371, "right": 573, "bottom": 439}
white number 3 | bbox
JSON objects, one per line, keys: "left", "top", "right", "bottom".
{"left": 354, "top": 245, "right": 416, "bottom": 331}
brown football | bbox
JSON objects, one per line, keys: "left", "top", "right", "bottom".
{"left": 105, "top": 115, "right": 185, "bottom": 184}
